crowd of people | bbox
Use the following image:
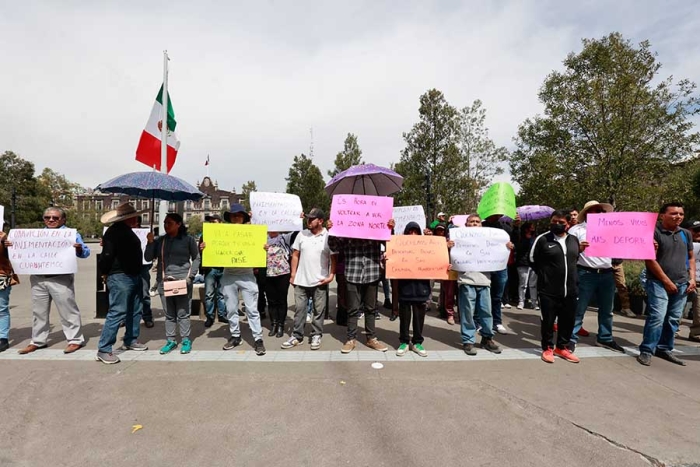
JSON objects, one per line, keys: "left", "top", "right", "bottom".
{"left": 0, "top": 198, "right": 698, "bottom": 368}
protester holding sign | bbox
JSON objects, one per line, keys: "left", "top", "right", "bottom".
{"left": 0, "top": 231, "right": 15, "bottom": 353}
{"left": 264, "top": 230, "right": 294, "bottom": 338}
{"left": 433, "top": 223, "right": 457, "bottom": 324}
{"left": 638, "top": 202, "right": 695, "bottom": 367}
{"left": 96, "top": 203, "right": 148, "bottom": 364}
{"left": 453, "top": 215, "right": 503, "bottom": 356}
{"left": 13, "top": 207, "right": 90, "bottom": 355}
{"left": 145, "top": 213, "right": 200, "bottom": 355}
{"left": 200, "top": 215, "right": 227, "bottom": 328}
{"left": 529, "top": 210, "right": 585, "bottom": 364}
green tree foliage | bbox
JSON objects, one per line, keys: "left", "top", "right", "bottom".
{"left": 286, "top": 153, "right": 329, "bottom": 213}
{"left": 240, "top": 180, "right": 257, "bottom": 211}
{"left": 0, "top": 151, "right": 50, "bottom": 227}
{"left": 328, "top": 133, "right": 364, "bottom": 178}
{"left": 37, "top": 167, "right": 81, "bottom": 208}
{"left": 187, "top": 215, "right": 203, "bottom": 238}
{"left": 511, "top": 32, "right": 700, "bottom": 211}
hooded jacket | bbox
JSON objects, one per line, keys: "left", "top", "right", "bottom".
{"left": 528, "top": 231, "right": 580, "bottom": 298}
{"left": 397, "top": 222, "right": 432, "bottom": 303}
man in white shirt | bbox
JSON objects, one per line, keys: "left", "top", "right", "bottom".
{"left": 282, "top": 208, "right": 337, "bottom": 350}
{"left": 568, "top": 200, "right": 624, "bottom": 353}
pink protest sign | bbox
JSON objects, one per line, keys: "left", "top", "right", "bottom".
{"left": 585, "top": 212, "right": 657, "bottom": 260}
{"left": 451, "top": 215, "right": 469, "bottom": 227}
{"left": 329, "top": 194, "right": 394, "bottom": 241}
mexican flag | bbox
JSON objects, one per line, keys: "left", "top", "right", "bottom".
{"left": 135, "top": 85, "right": 180, "bottom": 173}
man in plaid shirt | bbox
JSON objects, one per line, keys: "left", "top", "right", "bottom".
{"left": 327, "top": 218, "right": 395, "bottom": 353}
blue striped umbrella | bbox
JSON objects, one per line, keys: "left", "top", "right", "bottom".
{"left": 96, "top": 171, "right": 204, "bottom": 201}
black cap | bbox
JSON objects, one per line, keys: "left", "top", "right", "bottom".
{"left": 205, "top": 214, "right": 222, "bottom": 222}
{"left": 688, "top": 220, "right": 700, "bottom": 230}
{"left": 305, "top": 208, "right": 326, "bottom": 220}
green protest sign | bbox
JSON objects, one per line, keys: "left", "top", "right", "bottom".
{"left": 477, "top": 182, "right": 516, "bottom": 219}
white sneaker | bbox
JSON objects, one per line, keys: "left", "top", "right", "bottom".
{"left": 535, "top": 306, "right": 540, "bottom": 310}
{"left": 310, "top": 335, "right": 321, "bottom": 350}
{"left": 305, "top": 314, "right": 312, "bottom": 324}
{"left": 495, "top": 324, "right": 509, "bottom": 335}
{"left": 620, "top": 308, "right": 635, "bottom": 317}
{"left": 517, "top": 302, "right": 524, "bottom": 310}
{"left": 504, "top": 303, "right": 511, "bottom": 309}
{"left": 281, "top": 337, "right": 302, "bottom": 349}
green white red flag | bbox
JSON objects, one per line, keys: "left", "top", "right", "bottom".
{"left": 135, "top": 85, "right": 180, "bottom": 173}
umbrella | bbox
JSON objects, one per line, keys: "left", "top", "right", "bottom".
{"left": 324, "top": 163, "right": 403, "bottom": 196}
{"left": 516, "top": 205, "right": 554, "bottom": 221}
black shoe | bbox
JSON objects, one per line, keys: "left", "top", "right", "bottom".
{"left": 144, "top": 320, "right": 155, "bottom": 328}
{"left": 260, "top": 311, "right": 267, "bottom": 320}
{"left": 596, "top": 340, "right": 625, "bottom": 353}
{"left": 218, "top": 316, "right": 229, "bottom": 323}
{"left": 375, "top": 312, "right": 381, "bottom": 321}
{"left": 654, "top": 349, "right": 686, "bottom": 366}
{"left": 254, "top": 339, "right": 266, "bottom": 356}
{"left": 568, "top": 342, "right": 576, "bottom": 353}
{"left": 389, "top": 314, "right": 398, "bottom": 322}
{"left": 637, "top": 352, "right": 652, "bottom": 366}
{"left": 275, "top": 324, "right": 284, "bottom": 338}
{"left": 204, "top": 317, "right": 214, "bottom": 328}
{"left": 463, "top": 343, "right": 477, "bottom": 356}
{"left": 268, "top": 322, "right": 277, "bottom": 337}
{"left": 0, "top": 338, "right": 9, "bottom": 352}
{"left": 383, "top": 299, "right": 392, "bottom": 310}
{"left": 480, "top": 337, "right": 502, "bottom": 354}
{"left": 223, "top": 336, "right": 242, "bottom": 350}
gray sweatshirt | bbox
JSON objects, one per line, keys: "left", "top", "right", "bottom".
{"left": 457, "top": 270, "right": 491, "bottom": 287}
{"left": 145, "top": 234, "right": 201, "bottom": 281}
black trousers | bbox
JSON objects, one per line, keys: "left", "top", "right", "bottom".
{"left": 256, "top": 267, "right": 267, "bottom": 313}
{"left": 399, "top": 301, "right": 426, "bottom": 345}
{"left": 539, "top": 293, "right": 577, "bottom": 350}
{"left": 346, "top": 281, "right": 378, "bottom": 341}
{"left": 266, "top": 274, "right": 290, "bottom": 324}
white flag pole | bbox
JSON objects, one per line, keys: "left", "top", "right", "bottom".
{"left": 158, "top": 50, "right": 169, "bottom": 235}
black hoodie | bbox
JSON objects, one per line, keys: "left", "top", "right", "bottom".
{"left": 528, "top": 231, "right": 580, "bottom": 298}
{"left": 397, "top": 222, "right": 433, "bottom": 303}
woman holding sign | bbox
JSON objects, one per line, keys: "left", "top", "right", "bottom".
{"left": 145, "top": 213, "right": 200, "bottom": 355}
{"left": 0, "top": 231, "right": 15, "bottom": 353}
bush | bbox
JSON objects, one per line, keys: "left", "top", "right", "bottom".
{"left": 624, "top": 260, "right": 647, "bottom": 296}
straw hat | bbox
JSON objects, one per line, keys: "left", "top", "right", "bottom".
{"left": 579, "top": 200, "right": 614, "bottom": 223}
{"left": 101, "top": 202, "right": 145, "bottom": 224}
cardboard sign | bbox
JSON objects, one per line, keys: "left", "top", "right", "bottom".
{"left": 7, "top": 228, "right": 78, "bottom": 274}
{"left": 385, "top": 235, "right": 449, "bottom": 279}
{"left": 449, "top": 227, "right": 510, "bottom": 272}
{"left": 393, "top": 205, "right": 426, "bottom": 235}
{"left": 329, "top": 194, "right": 393, "bottom": 241}
{"left": 201, "top": 223, "right": 267, "bottom": 267}
{"left": 104, "top": 227, "right": 151, "bottom": 265}
{"left": 250, "top": 192, "right": 303, "bottom": 232}
{"left": 477, "top": 182, "right": 516, "bottom": 220}
{"left": 585, "top": 212, "right": 657, "bottom": 260}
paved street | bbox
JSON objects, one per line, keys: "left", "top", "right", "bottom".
{"left": 1, "top": 246, "right": 699, "bottom": 466}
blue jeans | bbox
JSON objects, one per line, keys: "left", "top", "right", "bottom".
{"left": 222, "top": 273, "right": 263, "bottom": 341}
{"left": 140, "top": 265, "right": 152, "bottom": 322}
{"left": 204, "top": 268, "right": 227, "bottom": 319}
{"left": 458, "top": 284, "right": 494, "bottom": 344}
{"left": 640, "top": 279, "right": 688, "bottom": 354}
{"left": 98, "top": 273, "right": 143, "bottom": 353}
{"left": 490, "top": 268, "right": 508, "bottom": 325}
{"left": 571, "top": 268, "right": 615, "bottom": 343}
{"left": 0, "top": 286, "right": 11, "bottom": 340}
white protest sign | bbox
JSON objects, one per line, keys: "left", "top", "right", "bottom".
{"left": 250, "top": 192, "right": 303, "bottom": 232}
{"left": 0, "top": 205, "right": 4, "bottom": 231}
{"left": 8, "top": 228, "right": 78, "bottom": 274}
{"left": 449, "top": 227, "right": 510, "bottom": 272}
{"left": 393, "top": 205, "right": 426, "bottom": 235}
{"left": 694, "top": 243, "right": 700, "bottom": 281}
{"left": 103, "top": 227, "right": 151, "bottom": 265}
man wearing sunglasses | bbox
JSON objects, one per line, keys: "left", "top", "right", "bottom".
{"left": 16, "top": 207, "right": 90, "bottom": 354}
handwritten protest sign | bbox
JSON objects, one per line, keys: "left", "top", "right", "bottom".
{"left": 585, "top": 212, "right": 657, "bottom": 260}
{"left": 449, "top": 227, "right": 510, "bottom": 272}
{"left": 7, "top": 229, "right": 78, "bottom": 274}
{"left": 694, "top": 243, "right": 700, "bottom": 281}
{"left": 329, "top": 194, "right": 393, "bottom": 241}
{"left": 103, "top": 227, "right": 151, "bottom": 265}
{"left": 392, "top": 205, "right": 426, "bottom": 235}
{"left": 202, "top": 223, "right": 267, "bottom": 267}
{"left": 477, "top": 182, "right": 516, "bottom": 220}
{"left": 250, "top": 192, "right": 303, "bottom": 232}
{"left": 385, "top": 235, "right": 449, "bottom": 279}
{"left": 0, "top": 205, "right": 4, "bottom": 231}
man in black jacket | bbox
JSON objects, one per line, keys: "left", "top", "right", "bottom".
{"left": 96, "top": 203, "right": 148, "bottom": 364}
{"left": 529, "top": 210, "right": 588, "bottom": 364}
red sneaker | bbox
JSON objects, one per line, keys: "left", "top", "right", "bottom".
{"left": 541, "top": 348, "right": 555, "bottom": 363}
{"left": 577, "top": 327, "right": 590, "bottom": 337}
{"left": 554, "top": 347, "right": 580, "bottom": 363}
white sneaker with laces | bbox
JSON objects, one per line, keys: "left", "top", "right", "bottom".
{"left": 495, "top": 324, "right": 509, "bottom": 334}
{"left": 305, "top": 314, "right": 312, "bottom": 324}
{"left": 504, "top": 303, "right": 511, "bottom": 309}
{"left": 517, "top": 302, "right": 524, "bottom": 310}
{"left": 310, "top": 335, "right": 321, "bottom": 350}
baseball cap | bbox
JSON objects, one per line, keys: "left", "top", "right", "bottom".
{"left": 305, "top": 208, "right": 326, "bottom": 220}
{"left": 437, "top": 212, "right": 446, "bottom": 217}
{"left": 688, "top": 220, "right": 700, "bottom": 230}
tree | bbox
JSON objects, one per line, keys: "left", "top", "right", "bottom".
{"left": 394, "top": 89, "right": 470, "bottom": 219}
{"left": 456, "top": 100, "right": 510, "bottom": 212}
{"left": 240, "top": 180, "right": 257, "bottom": 211}
{"left": 286, "top": 153, "right": 329, "bottom": 213}
{"left": 511, "top": 32, "right": 700, "bottom": 211}
{"left": 328, "top": 133, "right": 364, "bottom": 178}
{"left": 0, "top": 151, "right": 50, "bottom": 227}
{"left": 37, "top": 167, "right": 82, "bottom": 208}
{"left": 187, "top": 215, "right": 203, "bottom": 238}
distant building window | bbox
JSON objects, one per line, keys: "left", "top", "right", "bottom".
{"left": 142, "top": 213, "right": 149, "bottom": 224}
{"left": 82, "top": 200, "right": 90, "bottom": 211}
{"left": 220, "top": 198, "right": 229, "bottom": 209}
{"left": 111, "top": 199, "right": 120, "bottom": 209}
{"left": 95, "top": 200, "right": 103, "bottom": 210}
{"left": 204, "top": 198, "right": 211, "bottom": 209}
{"left": 142, "top": 200, "right": 149, "bottom": 210}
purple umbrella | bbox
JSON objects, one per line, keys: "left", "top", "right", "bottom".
{"left": 516, "top": 205, "right": 554, "bottom": 221}
{"left": 324, "top": 164, "right": 403, "bottom": 196}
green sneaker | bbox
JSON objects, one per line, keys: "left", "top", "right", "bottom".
{"left": 411, "top": 343, "right": 428, "bottom": 357}
{"left": 180, "top": 338, "right": 192, "bottom": 354}
{"left": 159, "top": 340, "right": 178, "bottom": 355}
{"left": 396, "top": 343, "right": 409, "bottom": 357}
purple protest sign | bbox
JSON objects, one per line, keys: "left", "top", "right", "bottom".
{"left": 585, "top": 212, "right": 657, "bottom": 260}
{"left": 329, "top": 194, "right": 394, "bottom": 240}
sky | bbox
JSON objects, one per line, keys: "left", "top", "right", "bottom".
{"left": 1, "top": 0, "right": 699, "bottom": 194}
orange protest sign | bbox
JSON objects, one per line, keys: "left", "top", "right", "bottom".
{"left": 385, "top": 235, "right": 450, "bottom": 280}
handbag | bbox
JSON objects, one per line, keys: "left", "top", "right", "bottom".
{"left": 161, "top": 239, "right": 191, "bottom": 297}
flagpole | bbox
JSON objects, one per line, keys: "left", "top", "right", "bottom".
{"left": 206, "top": 154, "right": 210, "bottom": 178}
{"left": 158, "top": 50, "right": 169, "bottom": 235}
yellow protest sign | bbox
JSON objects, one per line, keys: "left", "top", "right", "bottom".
{"left": 477, "top": 182, "right": 516, "bottom": 219}
{"left": 385, "top": 235, "right": 450, "bottom": 280}
{"left": 202, "top": 223, "right": 267, "bottom": 267}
